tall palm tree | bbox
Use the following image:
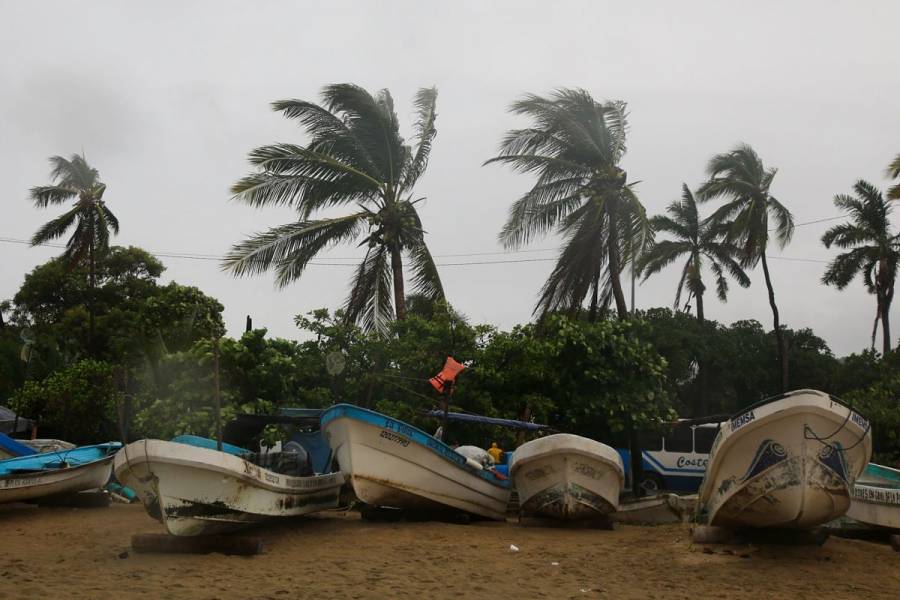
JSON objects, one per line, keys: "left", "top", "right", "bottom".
{"left": 821, "top": 180, "right": 899, "bottom": 356}
{"left": 639, "top": 184, "right": 750, "bottom": 322}
{"left": 887, "top": 154, "right": 900, "bottom": 201}
{"left": 486, "top": 89, "right": 649, "bottom": 320}
{"left": 224, "top": 84, "right": 444, "bottom": 333}
{"left": 29, "top": 154, "right": 119, "bottom": 344}
{"left": 698, "top": 144, "right": 794, "bottom": 392}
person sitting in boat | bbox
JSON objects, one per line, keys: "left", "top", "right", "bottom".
{"left": 487, "top": 442, "right": 503, "bottom": 464}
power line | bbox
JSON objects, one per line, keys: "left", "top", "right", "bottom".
{"left": 0, "top": 211, "right": 848, "bottom": 268}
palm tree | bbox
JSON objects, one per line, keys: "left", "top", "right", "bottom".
{"left": 698, "top": 144, "right": 794, "bottom": 392}
{"left": 486, "top": 89, "right": 649, "bottom": 321}
{"left": 821, "top": 180, "right": 899, "bottom": 356}
{"left": 887, "top": 154, "right": 900, "bottom": 201}
{"left": 29, "top": 154, "right": 119, "bottom": 344}
{"left": 639, "top": 184, "right": 750, "bottom": 322}
{"left": 224, "top": 84, "right": 444, "bottom": 333}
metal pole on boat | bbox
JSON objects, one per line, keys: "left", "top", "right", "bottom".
{"left": 440, "top": 384, "right": 451, "bottom": 441}
{"left": 213, "top": 334, "right": 223, "bottom": 452}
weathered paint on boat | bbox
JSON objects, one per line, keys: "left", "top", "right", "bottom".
{"left": 0, "top": 443, "right": 119, "bottom": 504}
{"left": 510, "top": 434, "right": 623, "bottom": 520}
{"left": 846, "top": 463, "right": 900, "bottom": 531}
{"left": 698, "top": 389, "right": 871, "bottom": 529}
{"left": 113, "top": 439, "right": 344, "bottom": 536}
{"left": 320, "top": 404, "right": 510, "bottom": 520}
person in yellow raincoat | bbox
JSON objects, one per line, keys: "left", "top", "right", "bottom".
{"left": 487, "top": 442, "right": 503, "bottom": 464}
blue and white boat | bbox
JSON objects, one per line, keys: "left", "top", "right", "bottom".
{"left": 697, "top": 389, "right": 871, "bottom": 529}
{"left": 321, "top": 404, "right": 511, "bottom": 520}
{"left": 0, "top": 441, "right": 121, "bottom": 504}
{"left": 846, "top": 463, "right": 900, "bottom": 531}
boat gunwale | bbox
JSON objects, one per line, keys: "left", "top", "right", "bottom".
{"left": 0, "top": 453, "right": 114, "bottom": 484}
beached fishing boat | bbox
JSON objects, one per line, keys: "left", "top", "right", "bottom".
{"left": 510, "top": 434, "right": 623, "bottom": 520}
{"left": 321, "top": 404, "right": 511, "bottom": 520}
{"left": 0, "top": 442, "right": 120, "bottom": 504}
{"left": 845, "top": 463, "right": 900, "bottom": 531}
{"left": 697, "top": 389, "right": 871, "bottom": 529}
{"left": 114, "top": 437, "right": 345, "bottom": 536}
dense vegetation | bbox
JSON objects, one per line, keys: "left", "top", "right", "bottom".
{"left": 3, "top": 88, "right": 898, "bottom": 467}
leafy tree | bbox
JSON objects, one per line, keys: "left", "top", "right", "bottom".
{"left": 640, "top": 184, "right": 749, "bottom": 322}
{"left": 821, "top": 180, "right": 899, "bottom": 356}
{"left": 698, "top": 144, "right": 794, "bottom": 391}
{"left": 28, "top": 154, "right": 119, "bottom": 348}
{"left": 224, "top": 84, "right": 445, "bottom": 332}
{"left": 13, "top": 359, "right": 120, "bottom": 444}
{"left": 486, "top": 89, "right": 650, "bottom": 320}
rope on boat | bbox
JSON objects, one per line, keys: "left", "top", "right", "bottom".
{"left": 803, "top": 398, "right": 871, "bottom": 454}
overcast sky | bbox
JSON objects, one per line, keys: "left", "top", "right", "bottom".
{"left": 2, "top": 1, "right": 899, "bottom": 357}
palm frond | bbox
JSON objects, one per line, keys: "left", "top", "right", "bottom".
{"left": 402, "top": 86, "right": 438, "bottom": 189}
{"left": 29, "top": 185, "right": 78, "bottom": 208}
{"left": 222, "top": 213, "right": 365, "bottom": 288}
{"left": 30, "top": 206, "right": 80, "bottom": 245}
{"left": 343, "top": 246, "right": 393, "bottom": 335}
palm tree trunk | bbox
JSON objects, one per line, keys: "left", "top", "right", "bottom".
{"left": 694, "top": 289, "right": 708, "bottom": 416}
{"left": 606, "top": 212, "right": 628, "bottom": 320}
{"left": 390, "top": 246, "right": 406, "bottom": 320}
{"left": 882, "top": 293, "right": 893, "bottom": 357}
{"left": 588, "top": 273, "right": 599, "bottom": 322}
{"left": 88, "top": 224, "right": 96, "bottom": 353}
{"left": 760, "top": 253, "right": 788, "bottom": 391}
{"left": 695, "top": 290, "right": 705, "bottom": 323}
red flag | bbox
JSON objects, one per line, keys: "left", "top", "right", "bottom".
{"left": 429, "top": 356, "right": 466, "bottom": 394}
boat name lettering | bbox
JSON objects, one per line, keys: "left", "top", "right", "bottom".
{"left": 853, "top": 486, "right": 900, "bottom": 505}
{"left": 425, "top": 437, "right": 464, "bottom": 465}
{"left": 731, "top": 411, "right": 755, "bottom": 431}
{"left": 379, "top": 430, "right": 410, "bottom": 447}
{"left": 850, "top": 411, "right": 869, "bottom": 430}
{"left": 676, "top": 456, "right": 709, "bottom": 468}
{"left": 265, "top": 472, "right": 280, "bottom": 484}
{"left": 383, "top": 419, "right": 416, "bottom": 439}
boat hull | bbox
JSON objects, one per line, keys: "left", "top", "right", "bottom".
{"left": 510, "top": 434, "right": 623, "bottom": 520}
{"left": 321, "top": 405, "right": 510, "bottom": 520}
{"left": 846, "top": 463, "right": 900, "bottom": 530}
{"left": 698, "top": 389, "right": 871, "bottom": 529}
{"left": 0, "top": 456, "right": 114, "bottom": 504}
{"left": 113, "top": 440, "right": 344, "bottom": 536}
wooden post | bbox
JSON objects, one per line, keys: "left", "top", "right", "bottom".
{"left": 213, "top": 335, "right": 222, "bottom": 452}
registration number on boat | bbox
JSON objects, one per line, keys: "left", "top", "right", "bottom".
{"left": 379, "top": 430, "right": 410, "bottom": 447}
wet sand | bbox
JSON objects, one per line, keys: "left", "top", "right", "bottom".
{"left": 0, "top": 503, "right": 898, "bottom": 599}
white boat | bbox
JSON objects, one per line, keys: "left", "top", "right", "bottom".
{"left": 698, "top": 389, "right": 872, "bottom": 529}
{"left": 845, "top": 463, "right": 900, "bottom": 530}
{"left": 320, "top": 404, "right": 511, "bottom": 520}
{"left": 0, "top": 443, "right": 119, "bottom": 504}
{"left": 510, "top": 433, "right": 623, "bottom": 520}
{"left": 113, "top": 439, "right": 345, "bottom": 536}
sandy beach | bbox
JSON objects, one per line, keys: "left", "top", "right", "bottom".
{"left": 0, "top": 503, "right": 897, "bottom": 599}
